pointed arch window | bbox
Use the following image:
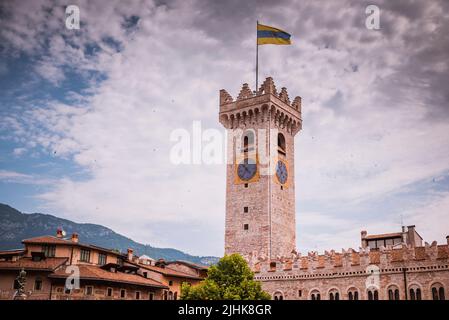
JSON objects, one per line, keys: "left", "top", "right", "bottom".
{"left": 242, "top": 130, "right": 255, "bottom": 153}
{"left": 277, "top": 133, "right": 286, "bottom": 155}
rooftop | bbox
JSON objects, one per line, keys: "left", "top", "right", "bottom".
{"left": 365, "top": 232, "right": 403, "bottom": 240}
{"left": 22, "top": 235, "right": 126, "bottom": 258}
{"left": 49, "top": 264, "right": 168, "bottom": 289}
{"left": 133, "top": 262, "right": 204, "bottom": 280}
{"left": 0, "top": 257, "right": 68, "bottom": 271}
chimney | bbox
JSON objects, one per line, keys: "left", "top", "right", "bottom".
{"left": 71, "top": 233, "right": 79, "bottom": 243}
{"left": 407, "top": 225, "right": 416, "bottom": 247}
{"left": 56, "top": 228, "right": 63, "bottom": 238}
{"left": 156, "top": 258, "right": 166, "bottom": 268}
{"left": 361, "top": 230, "right": 367, "bottom": 248}
{"left": 127, "top": 248, "right": 134, "bottom": 261}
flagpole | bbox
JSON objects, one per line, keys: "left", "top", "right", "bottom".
{"left": 256, "top": 20, "right": 259, "bottom": 94}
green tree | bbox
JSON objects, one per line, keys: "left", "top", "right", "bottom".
{"left": 181, "top": 253, "right": 271, "bottom": 300}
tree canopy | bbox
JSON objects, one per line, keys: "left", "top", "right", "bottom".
{"left": 181, "top": 253, "right": 271, "bottom": 300}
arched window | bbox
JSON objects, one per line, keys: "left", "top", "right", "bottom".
{"left": 310, "top": 290, "right": 321, "bottom": 300}
{"left": 409, "top": 285, "right": 422, "bottom": 301}
{"left": 273, "top": 291, "right": 283, "bottom": 300}
{"left": 431, "top": 283, "right": 445, "bottom": 300}
{"left": 439, "top": 287, "right": 445, "bottom": 300}
{"left": 277, "top": 133, "right": 286, "bottom": 155}
{"left": 347, "top": 288, "right": 359, "bottom": 300}
{"left": 242, "top": 130, "right": 255, "bottom": 152}
{"left": 368, "top": 289, "right": 379, "bottom": 300}
{"left": 328, "top": 289, "right": 340, "bottom": 300}
{"left": 34, "top": 277, "right": 43, "bottom": 291}
{"left": 387, "top": 286, "right": 400, "bottom": 300}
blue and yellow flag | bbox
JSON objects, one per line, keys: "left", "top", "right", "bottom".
{"left": 257, "top": 23, "right": 291, "bottom": 45}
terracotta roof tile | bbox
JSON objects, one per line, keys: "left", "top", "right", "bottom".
{"left": 168, "top": 260, "right": 208, "bottom": 270}
{"left": 0, "top": 249, "right": 25, "bottom": 256}
{"left": 0, "top": 257, "right": 68, "bottom": 271}
{"left": 49, "top": 265, "right": 168, "bottom": 289}
{"left": 22, "top": 235, "right": 125, "bottom": 257}
{"left": 135, "top": 263, "right": 204, "bottom": 280}
{"left": 23, "top": 235, "right": 70, "bottom": 245}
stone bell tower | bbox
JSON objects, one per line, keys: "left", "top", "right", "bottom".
{"left": 219, "top": 77, "right": 302, "bottom": 260}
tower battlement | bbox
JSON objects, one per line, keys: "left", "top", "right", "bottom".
{"left": 219, "top": 77, "right": 302, "bottom": 135}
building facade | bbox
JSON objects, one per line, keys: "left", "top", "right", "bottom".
{"left": 0, "top": 230, "right": 206, "bottom": 300}
{"left": 220, "top": 77, "right": 449, "bottom": 300}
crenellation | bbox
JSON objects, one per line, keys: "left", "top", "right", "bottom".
{"left": 278, "top": 87, "right": 290, "bottom": 105}
{"left": 237, "top": 83, "right": 254, "bottom": 100}
{"left": 251, "top": 245, "right": 449, "bottom": 274}
{"left": 291, "top": 96, "right": 301, "bottom": 112}
{"left": 219, "top": 78, "right": 302, "bottom": 136}
{"left": 259, "top": 77, "right": 277, "bottom": 95}
{"left": 219, "top": 89, "right": 233, "bottom": 105}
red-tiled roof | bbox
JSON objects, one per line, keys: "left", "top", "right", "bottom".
{"left": 49, "top": 265, "right": 168, "bottom": 289}
{"left": 0, "top": 257, "right": 68, "bottom": 271}
{"left": 23, "top": 235, "right": 70, "bottom": 245}
{"left": 133, "top": 262, "right": 204, "bottom": 280}
{"left": 365, "top": 232, "right": 402, "bottom": 240}
{"left": 0, "top": 249, "right": 25, "bottom": 256}
{"left": 22, "top": 235, "right": 125, "bottom": 257}
{"left": 168, "top": 260, "right": 208, "bottom": 270}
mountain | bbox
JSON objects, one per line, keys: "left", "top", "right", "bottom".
{"left": 0, "top": 203, "right": 219, "bottom": 265}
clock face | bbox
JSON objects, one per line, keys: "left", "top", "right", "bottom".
{"left": 276, "top": 160, "right": 288, "bottom": 184}
{"left": 237, "top": 159, "right": 257, "bottom": 181}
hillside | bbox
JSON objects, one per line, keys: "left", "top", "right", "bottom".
{"left": 0, "top": 203, "right": 218, "bottom": 265}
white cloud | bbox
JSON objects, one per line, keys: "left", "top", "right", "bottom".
{"left": 12, "top": 148, "right": 26, "bottom": 156}
{"left": 0, "top": 170, "right": 52, "bottom": 185}
{"left": 2, "top": 0, "right": 449, "bottom": 256}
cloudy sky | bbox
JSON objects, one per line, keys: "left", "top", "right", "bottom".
{"left": 1, "top": 0, "right": 449, "bottom": 257}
